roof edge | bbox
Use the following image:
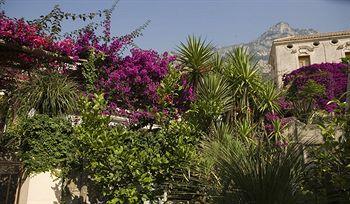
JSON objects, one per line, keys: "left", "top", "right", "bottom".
{"left": 272, "top": 30, "right": 350, "bottom": 45}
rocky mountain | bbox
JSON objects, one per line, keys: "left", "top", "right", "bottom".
{"left": 217, "top": 22, "right": 318, "bottom": 75}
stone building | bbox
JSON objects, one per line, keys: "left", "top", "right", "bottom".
{"left": 269, "top": 30, "right": 350, "bottom": 86}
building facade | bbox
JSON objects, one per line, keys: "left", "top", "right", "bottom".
{"left": 269, "top": 30, "right": 350, "bottom": 86}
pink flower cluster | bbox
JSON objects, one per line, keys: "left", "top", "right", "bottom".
{"left": 99, "top": 49, "right": 192, "bottom": 124}
{"left": 283, "top": 63, "right": 348, "bottom": 112}
{"left": 0, "top": 14, "right": 129, "bottom": 62}
{"left": 0, "top": 15, "right": 50, "bottom": 49}
{"left": 0, "top": 12, "right": 194, "bottom": 126}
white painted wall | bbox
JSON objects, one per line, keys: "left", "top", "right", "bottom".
{"left": 17, "top": 172, "right": 61, "bottom": 204}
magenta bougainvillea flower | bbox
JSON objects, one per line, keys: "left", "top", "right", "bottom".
{"left": 99, "top": 49, "right": 193, "bottom": 125}
{"left": 0, "top": 12, "right": 194, "bottom": 126}
{"left": 283, "top": 63, "right": 348, "bottom": 112}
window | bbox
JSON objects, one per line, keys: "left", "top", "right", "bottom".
{"left": 346, "top": 52, "right": 350, "bottom": 58}
{"left": 298, "top": 55, "right": 311, "bottom": 67}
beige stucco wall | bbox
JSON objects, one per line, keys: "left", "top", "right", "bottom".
{"left": 272, "top": 37, "right": 350, "bottom": 86}
{"left": 17, "top": 172, "right": 61, "bottom": 204}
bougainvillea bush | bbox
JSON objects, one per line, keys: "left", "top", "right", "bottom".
{"left": 0, "top": 11, "right": 193, "bottom": 126}
{"left": 99, "top": 49, "right": 194, "bottom": 126}
{"left": 283, "top": 63, "right": 348, "bottom": 112}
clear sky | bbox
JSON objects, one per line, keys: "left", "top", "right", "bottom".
{"left": 3, "top": 0, "right": 350, "bottom": 53}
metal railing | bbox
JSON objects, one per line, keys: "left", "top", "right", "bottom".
{"left": 0, "top": 160, "right": 22, "bottom": 204}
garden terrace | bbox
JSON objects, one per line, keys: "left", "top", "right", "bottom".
{"left": 1, "top": 2, "right": 350, "bottom": 203}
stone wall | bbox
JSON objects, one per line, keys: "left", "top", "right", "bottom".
{"left": 284, "top": 119, "right": 342, "bottom": 145}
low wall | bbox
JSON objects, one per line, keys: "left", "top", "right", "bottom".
{"left": 17, "top": 172, "right": 61, "bottom": 204}
{"left": 284, "top": 119, "right": 342, "bottom": 145}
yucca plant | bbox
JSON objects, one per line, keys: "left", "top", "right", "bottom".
{"left": 201, "top": 122, "right": 308, "bottom": 204}
{"left": 222, "top": 47, "right": 283, "bottom": 124}
{"left": 177, "top": 36, "right": 214, "bottom": 87}
{"left": 258, "top": 81, "right": 282, "bottom": 114}
{"left": 13, "top": 72, "right": 80, "bottom": 117}
{"left": 188, "top": 73, "right": 233, "bottom": 131}
{"left": 222, "top": 47, "right": 263, "bottom": 120}
{"left": 211, "top": 52, "right": 224, "bottom": 73}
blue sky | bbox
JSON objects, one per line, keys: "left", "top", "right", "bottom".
{"left": 3, "top": 0, "right": 350, "bottom": 52}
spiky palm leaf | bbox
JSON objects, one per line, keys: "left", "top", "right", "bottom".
{"left": 258, "top": 81, "right": 282, "bottom": 115}
{"left": 225, "top": 47, "right": 261, "bottom": 93}
{"left": 13, "top": 73, "right": 80, "bottom": 117}
{"left": 233, "top": 118, "right": 257, "bottom": 144}
{"left": 202, "top": 128, "right": 307, "bottom": 204}
{"left": 177, "top": 36, "right": 214, "bottom": 87}
{"left": 223, "top": 47, "right": 263, "bottom": 120}
{"left": 211, "top": 52, "right": 224, "bottom": 73}
{"left": 189, "top": 74, "right": 233, "bottom": 131}
{"left": 197, "top": 73, "right": 233, "bottom": 114}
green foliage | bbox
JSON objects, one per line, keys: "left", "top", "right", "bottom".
{"left": 156, "top": 64, "right": 185, "bottom": 124}
{"left": 68, "top": 94, "right": 199, "bottom": 203}
{"left": 31, "top": 1, "right": 116, "bottom": 39}
{"left": 157, "top": 65, "right": 183, "bottom": 99}
{"left": 81, "top": 49, "right": 105, "bottom": 91}
{"left": 186, "top": 46, "right": 281, "bottom": 139}
{"left": 177, "top": 36, "right": 214, "bottom": 87}
{"left": 13, "top": 73, "right": 79, "bottom": 117}
{"left": 0, "top": 93, "right": 9, "bottom": 132}
{"left": 201, "top": 124, "right": 307, "bottom": 204}
{"left": 74, "top": 126, "right": 165, "bottom": 203}
{"left": 222, "top": 47, "right": 263, "bottom": 119}
{"left": 341, "top": 56, "right": 350, "bottom": 65}
{"left": 78, "top": 93, "right": 110, "bottom": 129}
{"left": 7, "top": 115, "right": 74, "bottom": 174}
{"left": 287, "top": 79, "right": 325, "bottom": 123}
{"left": 257, "top": 81, "right": 282, "bottom": 116}
{"left": 211, "top": 52, "right": 224, "bottom": 73}
{"left": 305, "top": 101, "right": 350, "bottom": 203}
{"left": 287, "top": 79, "right": 325, "bottom": 101}
{"left": 188, "top": 73, "right": 233, "bottom": 131}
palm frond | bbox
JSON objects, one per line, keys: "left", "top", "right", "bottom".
{"left": 258, "top": 81, "right": 282, "bottom": 115}
{"left": 13, "top": 73, "right": 80, "bottom": 117}
{"left": 202, "top": 126, "right": 308, "bottom": 204}
{"left": 197, "top": 73, "right": 234, "bottom": 114}
{"left": 176, "top": 36, "right": 214, "bottom": 87}
{"left": 211, "top": 52, "right": 224, "bottom": 73}
{"left": 221, "top": 47, "right": 270, "bottom": 122}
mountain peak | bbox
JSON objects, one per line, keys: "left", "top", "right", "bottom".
{"left": 268, "top": 22, "right": 293, "bottom": 33}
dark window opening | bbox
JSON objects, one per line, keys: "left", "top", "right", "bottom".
{"left": 331, "top": 39, "right": 339, "bottom": 44}
{"left": 345, "top": 52, "right": 350, "bottom": 58}
{"left": 299, "top": 55, "right": 311, "bottom": 67}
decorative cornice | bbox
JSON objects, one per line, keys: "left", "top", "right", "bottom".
{"left": 273, "top": 30, "right": 350, "bottom": 45}
{"left": 337, "top": 41, "right": 350, "bottom": 50}
{"left": 298, "top": 45, "right": 314, "bottom": 54}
